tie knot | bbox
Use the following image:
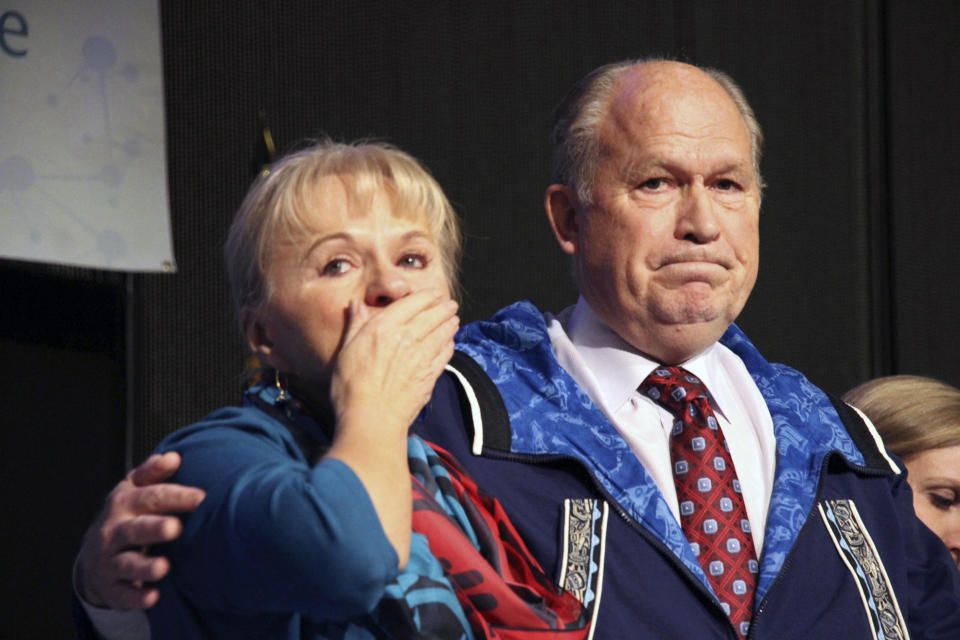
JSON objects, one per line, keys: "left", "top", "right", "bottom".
{"left": 639, "top": 365, "right": 712, "bottom": 414}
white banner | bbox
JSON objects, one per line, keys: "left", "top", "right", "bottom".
{"left": 0, "top": 1, "right": 175, "bottom": 272}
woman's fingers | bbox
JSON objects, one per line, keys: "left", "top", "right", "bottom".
{"left": 330, "top": 290, "right": 458, "bottom": 432}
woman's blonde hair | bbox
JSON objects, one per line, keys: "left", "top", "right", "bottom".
{"left": 224, "top": 140, "right": 462, "bottom": 315}
{"left": 843, "top": 375, "right": 960, "bottom": 460}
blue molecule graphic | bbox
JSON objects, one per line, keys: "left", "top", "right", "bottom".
{"left": 82, "top": 36, "right": 117, "bottom": 71}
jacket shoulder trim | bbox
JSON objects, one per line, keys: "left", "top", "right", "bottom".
{"left": 446, "top": 350, "right": 512, "bottom": 454}
{"left": 828, "top": 394, "right": 900, "bottom": 473}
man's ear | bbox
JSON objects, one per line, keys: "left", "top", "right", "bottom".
{"left": 240, "top": 306, "right": 274, "bottom": 363}
{"left": 544, "top": 183, "right": 581, "bottom": 256}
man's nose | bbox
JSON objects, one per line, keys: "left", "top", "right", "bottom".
{"left": 677, "top": 183, "right": 720, "bottom": 243}
{"left": 364, "top": 265, "right": 412, "bottom": 307}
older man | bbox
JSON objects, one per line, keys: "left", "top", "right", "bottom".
{"left": 79, "top": 60, "right": 960, "bottom": 638}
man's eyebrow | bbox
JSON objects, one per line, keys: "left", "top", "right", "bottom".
{"left": 621, "top": 158, "right": 752, "bottom": 180}
{"left": 619, "top": 158, "right": 666, "bottom": 179}
{"left": 711, "top": 160, "right": 752, "bottom": 176}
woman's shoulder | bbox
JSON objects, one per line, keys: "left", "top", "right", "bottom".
{"left": 154, "top": 403, "right": 303, "bottom": 464}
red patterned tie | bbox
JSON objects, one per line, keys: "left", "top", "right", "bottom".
{"left": 639, "top": 366, "right": 757, "bottom": 638}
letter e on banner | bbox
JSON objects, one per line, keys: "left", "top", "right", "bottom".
{"left": 1, "top": 11, "right": 28, "bottom": 57}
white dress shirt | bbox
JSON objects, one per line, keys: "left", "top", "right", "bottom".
{"left": 545, "top": 297, "right": 778, "bottom": 552}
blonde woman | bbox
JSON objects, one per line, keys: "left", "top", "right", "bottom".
{"left": 844, "top": 375, "right": 960, "bottom": 567}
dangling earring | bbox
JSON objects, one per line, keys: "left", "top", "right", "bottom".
{"left": 275, "top": 370, "right": 290, "bottom": 403}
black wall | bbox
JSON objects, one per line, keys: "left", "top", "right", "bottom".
{"left": 3, "top": 1, "right": 958, "bottom": 635}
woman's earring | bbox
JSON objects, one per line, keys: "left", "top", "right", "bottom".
{"left": 275, "top": 370, "right": 289, "bottom": 403}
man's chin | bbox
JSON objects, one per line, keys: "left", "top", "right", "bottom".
{"left": 662, "top": 284, "right": 749, "bottom": 325}
{"left": 654, "top": 299, "right": 727, "bottom": 326}
{"left": 659, "top": 303, "right": 735, "bottom": 345}
{"left": 617, "top": 315, "right": 730, "bottom": 364}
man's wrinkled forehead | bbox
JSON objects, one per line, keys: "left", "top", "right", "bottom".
{"left": 598, "top": 63, "right": 754, "bottom": 171}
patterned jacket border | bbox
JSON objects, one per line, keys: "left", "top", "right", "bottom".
{"left": 818, "top": 498, "right": 909, "bottom": 640}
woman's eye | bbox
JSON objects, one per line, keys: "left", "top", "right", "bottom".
{"left": 322, "top": 259, "right": 351, "bottom": 275}
{"left": 399, "top": 254, "right": 426, "bottom": 268}
{"left": 928, "top": 490, "right": 958, "bottom": 510}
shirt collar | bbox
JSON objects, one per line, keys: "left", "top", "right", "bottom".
{"left": 563, "top": 296, "right": 722, "bottom": 413}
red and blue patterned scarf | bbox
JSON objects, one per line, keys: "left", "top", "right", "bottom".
{"left": 407, "top": 436, "right": 590, "bottom": 639}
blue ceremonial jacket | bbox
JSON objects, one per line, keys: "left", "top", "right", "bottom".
{"left": 413, "top": 300, "right": 960, "bottom": 639}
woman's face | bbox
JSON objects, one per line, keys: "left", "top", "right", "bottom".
{"left": 244, "top": 175, "right": 450, "bottom": 391}
{"left": 904, "top": 444, "right": 960, "bottom": 568}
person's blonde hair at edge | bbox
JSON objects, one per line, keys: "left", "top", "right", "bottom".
{"left": 844, "top": 375, "right": 960, "bottom": 461}
{"left": 224, "top": 139, "right": 462, "bottom": 319}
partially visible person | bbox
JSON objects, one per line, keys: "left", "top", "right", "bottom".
{"left": 75, "top": 140, "right": 589, "bottom": 639}
{"left": 844, "top": 375, "right": 960, "bottom": 567}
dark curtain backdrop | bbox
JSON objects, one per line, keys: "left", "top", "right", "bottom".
{"left": 2, "top": 1, "right": 958, "bottom": 635}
